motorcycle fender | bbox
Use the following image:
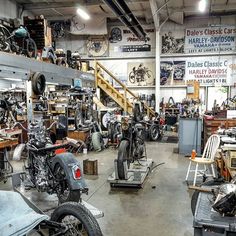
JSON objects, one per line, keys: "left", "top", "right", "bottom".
{"left": 50, "top": 153, "right": 87, "bottom": 190}
{"left": 13, "top": 144, "right": 25, "bottom": 161}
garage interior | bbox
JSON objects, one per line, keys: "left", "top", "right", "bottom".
{"left": 1, "top": 1, "right": 236, "bottom": 236}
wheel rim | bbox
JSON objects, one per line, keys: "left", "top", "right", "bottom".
{"left": 151, "top": 126, "right": 159, "bottom": 139}
{"left": 60, "top": 215, "right": 89, "bottom": 236}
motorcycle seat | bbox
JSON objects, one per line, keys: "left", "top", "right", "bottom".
{"left": 29, "top": 143, "right": 69, "bottom": 153}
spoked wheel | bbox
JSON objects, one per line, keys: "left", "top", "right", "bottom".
{"left": 51, "top": 202, "right": 103, "bottom": 236}
{"left": 149, "top": 124, "right": 161, "bottom": 141}
{"left": 25, "top": 38, "right": 37, "bottom": 58}
{"left": 54, "top": 164, "right": 81, "bottom": 203}
{"left": 0, "top": 26, "right": 11, "bottom": 52}
{"left": 128, "top": 71, "right": 136, "bottom": 84}
{"left": 117, "top": 140, "right": 130, "bottom": 180}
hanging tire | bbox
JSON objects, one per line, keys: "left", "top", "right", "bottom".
{"left": 92, "top": 132, "right": 103, "bottom": 152}
{"left": 117, "top": 140, "right": 129, "bottom": 180}
{"left": 191, "top": 179, "right": 225, "bottom": 216}
{"left": 31, "top": 72, "right": 46, "bottom": 95}
{"left": 53, "top": 164, "right": 81, "bottom": 204}
{"left": 149, "top": 124, "right": 161, "bottom": 141}
{"left": 51, "top": 202, "right": 103, "bottom": 236}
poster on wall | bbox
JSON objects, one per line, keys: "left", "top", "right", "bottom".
{"left": 161, "top": 31, "right": 185, "bottom": 54}
{"left": 108, "top": 26, "right": 155, "bottom": 57}
{"left": 184, "top": 26, "right": 236, "bottom": 54}
{"left": 86, "top": 36, "right": 109, "bottom": 57}
{"left": 160, "top": 60, "right": 186, "bottom": 85}
{"left": 185, "top": 57, "right": 229, "bottom": 85}
{"left": 127, "top": 62, "right": 155, "bottom": 86}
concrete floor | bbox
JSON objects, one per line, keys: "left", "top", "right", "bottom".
{"left": 1, "top": 142, "right": 194, "bottom": 236}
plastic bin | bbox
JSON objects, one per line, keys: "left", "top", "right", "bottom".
{"left": 194, "top": 192, "right": 236, "bottom": 235}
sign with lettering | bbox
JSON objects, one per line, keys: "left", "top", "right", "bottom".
{"left": 185, "top": 57, "right": 229, "bottom": 85}
{"left": 185, "top": 26, "right": 236, "bottom": 54}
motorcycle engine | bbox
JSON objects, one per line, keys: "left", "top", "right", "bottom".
{"left": 34, "top": 154, "right": 49, "bottom": 192}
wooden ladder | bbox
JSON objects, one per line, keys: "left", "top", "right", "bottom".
{"left": 95, "top": 61, "right": 155, "bottom": 116}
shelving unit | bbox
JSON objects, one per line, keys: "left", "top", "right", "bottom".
{"left": 0, "top": 52, "right": 95, "bottom": 122}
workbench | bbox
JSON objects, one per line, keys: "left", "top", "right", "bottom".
{"left": 0, "top": 138, "right": 19, "bottom": 182}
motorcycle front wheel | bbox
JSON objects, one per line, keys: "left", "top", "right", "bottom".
{"left": 54, "top": 164, "right": 81, "bottom": 203}
{"left": 149, "top": 124, "right": 161, "bottom": 141}
{"left": 25, "top": 38, "right": 37, "bottom": 58}
{"left": 128, "top": 71, "right": 136, "bottom": 84}
{"left": 51, "top": 202, "right": 103, "bottom": 236}
{"left": 117, "top": 140, "right": 130, "bottom": 180}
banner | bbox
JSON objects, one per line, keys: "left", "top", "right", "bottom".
{"left": 185, "top": 57, "right": 229, "bottom": 85}
{"left": 185, "top": 26, "right": 236, "bottom": 54}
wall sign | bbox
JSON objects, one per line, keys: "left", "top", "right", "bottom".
{"left": 185, "top": 57, "right": 229, "bottom": 85}
{"left": 184, "top": 26, "right": 236, "bottom": 54}
{"left": 120, "top": 44, "right": 151, "bottom": 52}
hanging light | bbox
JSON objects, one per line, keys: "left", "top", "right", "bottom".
{"left": 77, "top": 8, "right": 90, "bottom": 20}
{"left": 199, "top": 0, "right": 207, "bottom": 12}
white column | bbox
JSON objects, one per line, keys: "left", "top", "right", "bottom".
{"left": 155, "top": 29, "right": 161, "bottom": 112}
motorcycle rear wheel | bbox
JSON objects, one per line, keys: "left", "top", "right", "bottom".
{"left": 25, "top": 38, "right": 37, "bottom": 58}
{"left": 51, "top": 202, "right": 102, "bottom": 236}
{"left": 54, "top": 164, "right": 81, "bottom": 204}
{"left": 117, "top": 140, "right": 130, "bottom": 180}
{"left": 128, "top": 71, "right": 135, "bottom": 84}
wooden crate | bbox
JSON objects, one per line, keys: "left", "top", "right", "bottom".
{"left": 83, "top": 159, "right": 98, "bottom": 175}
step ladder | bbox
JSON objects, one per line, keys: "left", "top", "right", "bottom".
{"left": 95, "top": 62, "right": 155, "bottom": 117}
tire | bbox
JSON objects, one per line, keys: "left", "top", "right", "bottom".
{"left": 117, "top": 140, "right": 129, "bottom": 180}
{"left": 26, "top": 38, "right": 37, "bottom": 58}
{"left": 191, "top": 179, "right": 225, "bottom": 216}
{"left": 54, "top": 164, "right": 81, "bottom": 203}
{"left": 31, "top": 72, "right": 46, "bottom": 95}
{"left": 149, "top": 124, "right": 160, "bottom": 141}
{"left": 51, "top": 202, "right": 103, "bottom": 236}
{"left": 0, "top": 25, "right": 11, "bottom": 52}
{"left": 129, "top": 71, "right": 135, "bottom": 84}
{"left": 92, "top": 132, "right": 103, "bottom": 152}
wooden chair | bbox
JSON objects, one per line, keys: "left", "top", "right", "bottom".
{"left": 185, "top": 134, "right": 220, "bottom": 186}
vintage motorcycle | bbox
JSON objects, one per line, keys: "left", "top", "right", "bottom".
{"left": 129, "top": 63, "right": 153, "bottom": 86}
{"left": 13, "top": 120, "right": 88, "bottom": 203}
{"left": 0, "top": 190, "right": 102, "bottom": 235}
{"left": 0, "top": 25, "right": 37, "bottom": 58}
{"left": 117, "top": 116, "right": 146, "bottom": 179}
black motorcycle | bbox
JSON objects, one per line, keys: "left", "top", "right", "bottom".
{"left": 0, "top": 25, "right": 37, "bottom": 58}
{"left": 14, "top": 120, "right": 88, "bottom": 203}
{"left": 117, "top": 116, "right": 146, "bottom": 179}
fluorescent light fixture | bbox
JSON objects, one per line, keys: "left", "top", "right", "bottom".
{"left": 77, "top": 8, "right": 90, "bottom": 20}
{"left": 199, "top": 0, "right": 207, "bottom": 12}
{"left": 46, "top": 82, "right": 59, "bottom": 85}
{"left": 2, "top": 78, "right": 22, "bottom": 82}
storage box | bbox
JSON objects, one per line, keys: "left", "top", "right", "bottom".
{"left": 83, "top": 159, "right": 98, "bottom": 175}
{"left": 194, "top": 192, "right": 236, "bottom": 235}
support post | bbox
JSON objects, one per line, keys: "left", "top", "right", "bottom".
{"left": 124, "top": 87, "right": 127, "bottom": 115}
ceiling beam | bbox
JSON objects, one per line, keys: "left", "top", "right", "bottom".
{"left": 149, "top": 0, "right": 159, "bottom": 29}
{"left": 21, "top": 0, "right": 149, "bottom": 11}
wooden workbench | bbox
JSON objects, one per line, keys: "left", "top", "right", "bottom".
{"left": 0, "top": 139, "right": 18, "bottom": 149}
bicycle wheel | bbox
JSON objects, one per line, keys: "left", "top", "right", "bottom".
{"left": 0, "top": 25, "right": 11, "bottom": 52}
{"left": 25, "top": 38, "right": 37, "bottom": 58}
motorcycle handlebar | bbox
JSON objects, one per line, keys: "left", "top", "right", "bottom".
{"left": 13, "top": 122, "right": 28, "bottom": 131}
{"left": 46, "top": 121, "right": 65, "bottom": 130}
